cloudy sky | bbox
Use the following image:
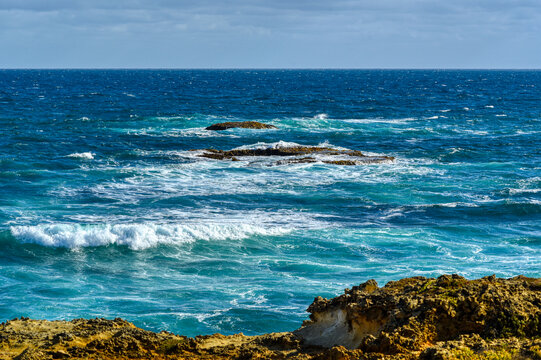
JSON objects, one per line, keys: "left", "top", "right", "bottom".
{"left": 0, "top": 0, "right": 540, "bottom": 68}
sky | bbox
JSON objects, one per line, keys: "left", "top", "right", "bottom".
{"left": 0, "top": 0, "right": 540, "bottom": 68}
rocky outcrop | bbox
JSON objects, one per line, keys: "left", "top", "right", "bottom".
{"left": 1, "top": 318, "right": 310, "bottom": 360}
{"left": 205, "top": 121, "right": 277, "bottom": 130}
{"left": 1, "top": 275, "right": 540, "bottom": 359}
{"left": 196, "top": 146, "right": 395, "bottom": 165}
{"left": 296, "top": 274, "right": 541, "bottom": 358}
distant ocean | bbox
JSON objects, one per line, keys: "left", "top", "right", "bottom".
{"left": 0, "top": 70, "right": 539, "bottom": 336}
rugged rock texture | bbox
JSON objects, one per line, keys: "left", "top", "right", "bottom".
{"left": 1, "top": 275, "right": 540, "bottom": 360}
{"left": 297, "top": 274, "right": 541, "bottom": 358}
{"left": 197, "top": 146, "right": 395, "bottom": 165}
{"left": 205, "top": 121, "right": 277, "bottom": 130}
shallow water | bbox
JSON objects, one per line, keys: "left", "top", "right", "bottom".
{"left": 0, "top": 70, "right": 539, "bottom": 335}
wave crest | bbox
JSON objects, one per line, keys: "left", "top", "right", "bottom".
{"left": 10, "top": 223, "right": 291, "bottom": 250}
{"left": 67, "top": 152, "right": 94, "bottom": 160}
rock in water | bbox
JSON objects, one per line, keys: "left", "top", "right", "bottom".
{"left": 196, "top": 145, "right": 395, "bottom": 165}
{"left": 205, "top": 121, "right": 277, "bottom": 130}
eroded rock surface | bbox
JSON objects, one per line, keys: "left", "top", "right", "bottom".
{"left": 296, "top": 274, "right": 541, "bottom": 358}
{"left": 205, "top": 121, "right": 277, "bottom": 130}
{"left": 1, "top": 275, "right": 540, "bottom": 360}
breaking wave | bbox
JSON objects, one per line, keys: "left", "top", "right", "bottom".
{"left": 10, "top": 223, "right": 292, "bottom": 250}
{"left": 67, "top": 152, "right": 95, "bottom": 160}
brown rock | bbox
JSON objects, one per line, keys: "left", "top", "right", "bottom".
{"left": 295, "top": 274, "right": 541, "bottom": 356}
{"left": 196, "top": 145, "right": 395, "bottom": 165}
{"left": 205, "top": 121, "right": 277, "bottom": 131}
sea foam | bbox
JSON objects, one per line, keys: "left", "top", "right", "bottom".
{"left": 67, "top": 152, "right": 94, "bottom": 160}
{"left": 232, "top": 140, "right": 348, "bottom": 151}
{"left": 10, "top": 223, "right": 291, "bottom": 250}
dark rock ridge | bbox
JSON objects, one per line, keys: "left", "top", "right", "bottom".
{"left": 2, "top": 275, "right": 540, "bottom": 359}
{"left": 205, "top": 121, "right": 277, "bottom": 130}
{"left": 196, "top": 146, "right": 395, "bottom": 165}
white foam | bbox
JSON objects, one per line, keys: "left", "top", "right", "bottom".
{"left": 461, "top": 129, "right": 489, "bottom": 136}
{"left": 426, "top": 116, "right": 439, "bottom": 120}
{"left": 232, "top": 140, "right": 302, "bottom": 150}
{"left": 313, "top": 113, "right": 329, "bottom": 120}
{"left": 10, "top": 223, "right": 291, "bottom": 250}
{"left": 126, "top": 127, "right": 240, "bottom": 139}
{"left": 67, "top": 152, "right": 94, "bottom": 160}
{"left": 485, "top": 105, "right": 494, "bottom": 108}
{"left": 508, "top": 188, "right": 541, "bottom": 195}
{"left": 343, "top": 117, "right": 415, "bottom": 125}
{"left": 232, "top": 141, "right": 348, "bottom": 151}
{"left": 421, "top": 202, "right": 478, "bottom": 208}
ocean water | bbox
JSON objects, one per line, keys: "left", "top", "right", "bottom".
{"left": 0, "top": 70, "right": 539, "bottom": 336}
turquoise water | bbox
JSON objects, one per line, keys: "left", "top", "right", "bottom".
{"left": 0, "top": 70, "right": 539, "bottom": 335}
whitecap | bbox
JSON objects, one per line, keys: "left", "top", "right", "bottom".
{"left": 231, "top": 140, "right": 348, "bottom": 151}
{"left": 313, "top": 113, "right": 329, "bottom": 120}
{"left": 67, "top": 152, "right": 94, "bottom": 160}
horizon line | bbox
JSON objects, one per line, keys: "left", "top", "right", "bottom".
{"left": 1, "top": 67, "right": 541, "bottom": 71}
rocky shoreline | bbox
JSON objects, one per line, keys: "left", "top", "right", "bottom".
{"left": 2, "top": 275, "right": 540, "bottom": 359}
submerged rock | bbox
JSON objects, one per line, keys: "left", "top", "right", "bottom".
{"left": 205, "top": 121, "right": 277, "bottom": 130}
{"left": 1, "top": 275, "right": 539, "bottom": 359}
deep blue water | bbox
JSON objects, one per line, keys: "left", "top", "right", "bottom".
{"left": 0, "top": 70, "right": 539, "bottom": 336}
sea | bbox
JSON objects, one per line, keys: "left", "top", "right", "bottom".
{"left": 0, "top": 69, "right": 539, "bottom": 336}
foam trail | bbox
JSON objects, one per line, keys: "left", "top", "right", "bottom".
{"left": 10, "top": 223, "right": 292, "bottom": 250}
{"left": 343, "top": 117, "right": 415, "bottom": 124}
